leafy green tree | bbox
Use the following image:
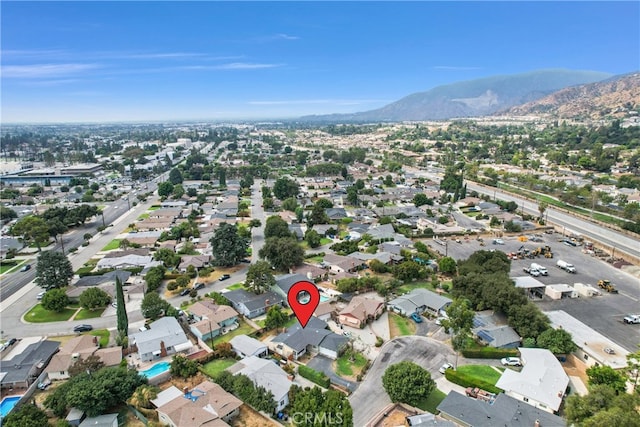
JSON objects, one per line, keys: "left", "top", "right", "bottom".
{"left": 346, "top": 186, "right": 359, "bottom": 206}
{"left": 392, "top": 260, "right": 425, "bottom": 282}
{"left": 169, "top": 168, "right": 183, "bottom": 185}
{"left": 244, "top": 261, "right": 276, "bottom": 294}
{"left": 2, "top": 403, "right": 48, "bottom": 427}
{"left": 11, "top": 216, "right": 50, "bottom": 250}
{"left": 382, "top": 361, "right": 435, "bottom": 406}
{"left": 0, "top": 206, "right": 18, "bottom": 222}
{"left": 264, "top": 215, "right": 292, "bottom": 239}
{"left": 79, "top": 287, "right": 111, "bottom": 310}
{"left": 68, "top": 354, "right": 105, "bottom": 377}
{"left": 218, "top": 167, "right": 226, "bottom": 186}
{"left": 438, "top": 256, "right": 457, "bottom": 274}
{"left": 413, "top": 193, "right": 431, "bottom": 207}
{"left": 273, "top": 177, "right": 299, "bottom": 200}
{"left": 170, "top": 354, "right": 199, "bottom": 379}
{"left": 304, "top": 229, "right": 321, "bottom": 248}
{"left": 140, "top": 292, "right": 170, "bottom": 320}
{"left": 36, "top": 250, "right": 74, "bottom": 289}
{"left": 248, "top": 219, "right": 262, "bottom": 228}
{"left": 536, "top": 328, "right": 577, "bottom": 354}
{"left": 153, "top": 248, "right": 181, "bottom": 268}
{"left": 309, "top": 202, "right": 329, "bottom": 225}
{"left": 264, "top": 305, "right": 289, "bottom": 330}
{"left": 259, "top": 237, "right": 304, "bottom": 271}
{"left": 172, "top": 184, "right": 185, "bottom": 199}
{"left": 115, "top": 277, "right": 128, "bottom": 343}
{"left": 41, "top": 288, "right": 70, "bottom": 312}
{"left": 281, "top": 197, "right": 298, "bottom": 212}
{"left": 144, "top": 265, "right": 166, "bottom": 293}
{"left": 210, "top": 222, "right": 248, "bottom": 267}
{"left": 210, "top": 291, "right": 232, "bottom": 306}
{"left": 289, "top": 385, "right": 353, "bottom": 427}
{"left": 157, "top": 181, "right": 174, "bottom": 198}
{"left": 587, "top": 365, "right": 627, "bottom": 394}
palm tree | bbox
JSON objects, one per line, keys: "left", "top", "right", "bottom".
{"left": 128, "top": 385, "right": 158, "bottom": 409}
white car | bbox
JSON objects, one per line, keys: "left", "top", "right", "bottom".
{"left": 439, "top": 363, "right": 454, "bottom": 374}
{"left": 493, "top": 239, "right": 505, "bottom": 245}
{"left": 501, "top": 357, "right": 522, "bottom": 366}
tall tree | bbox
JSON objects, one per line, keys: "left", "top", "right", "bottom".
{"left": 219, "top": 167, "right": 226, "bottom": 186}
{"left": 259, "top": 237, "right": 304, "bottom": 271}
{"left": 41, "top": 288, "right": 70, "bottom": 312}
{"left": 116, "top": 277, "right": 128, "bottom": 343}
{"left": 244, "top": 261, "right": 276, "bottom": 294}
{"left": 140, "top": 292, "right": 170, "bottom": 320}
{"left": 10, "top": 216, "right": 50, "bottom": 251}
{"left": 210, "top": 222, "right": 248, "bottom": 267}
{"left": 35, "top": 250, "right": 73, "bottom": 290}
{"left": 2, "top": 403, "right": 49, "bottom": 427}
{"left": 264, "top": 215, "right": 292, "bottom": 239}
{"left": 168, "top": 168, "right": 183, "bottom": 185}
{"left": 273, "top": 177, "right": 299, "bottom": 200}
{"left": 536, "top": 328, "right": 577, "bottom": 354}
{"left": 79, "top": 287, "right": 111, "bottom": 310}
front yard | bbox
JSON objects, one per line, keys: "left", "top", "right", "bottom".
{"left": 24, "top": 304, "right": 78, "bottom": 323}
{"left": 455, "top": 364, "right": 504, "bottom": 386}
{"left": 335, "top": 349, "right": 368, "bottom": 378}
{"left": 101, "top": 239, "right": 122, "bottom": 251}
{"left": 388, "top": 312, "right": 416, "bottom": 337}
{"left": 414, "top": 388, "right": 447, "bottom": 413}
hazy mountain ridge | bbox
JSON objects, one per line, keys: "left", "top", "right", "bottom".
{"left": 502, "top": 72, "right": 640, "bottom": 120}
{"left": 299, "top": 69, "right": 612, "bottom": 122}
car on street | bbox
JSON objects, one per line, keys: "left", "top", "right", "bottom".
{"left": 410, "top": 312, "right": 423, "bottom": 323}
{"left": 194, "top": 282, "right": 205, "bottom": 290}
{"left": 179, "top": 288, "right": 191, "bottom": 296}
{"left": 439, "top": 362, "right": 454, "bottom": 374}
{"left": 20, "top": 264, "right": 31, "bottom": 272}
{"left": 219, "top": 274, "right": 231, "bottom": 281}
{"left": 37, "top": 291, "right": 46, "bottom": 300}
{"left": 73, "top": 324, "right": 93, "bottom": 333}
{"left": 493, "top": 239, "right": 505, "bottom": 245}
{"left": 501, "top": 357, "right": 522, "bottom": 366}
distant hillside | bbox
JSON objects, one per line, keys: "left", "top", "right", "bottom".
{"left": 501, "top": 72, "right": 640, "bottom": 120}
{"left": 300, "top": 69, "right": 611, "bottom": 122}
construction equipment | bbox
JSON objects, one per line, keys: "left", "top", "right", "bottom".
{"left": 597, "top": 280, "right": 619, "bottom": 294}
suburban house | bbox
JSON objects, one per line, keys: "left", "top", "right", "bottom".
{"left": 437, "top": 391, "right": 565, "bottom": 427}
{"left": 323, "top": 253, "right": 366, "bottom": 274}
{"left": 387, "top": 288, "right": 452, "bottom": 316}
{"left": 129, "top": 317, "right": 192, "bottom": 362}
{"left": 269, "top": 318, "right": 348, "bottom": 360}
{"left": 178, "top": 255, "right": 211, "bottom": 272}
{"left": 74, "top": 270, "right": 132, "bottom": 287}
{"left": 291, "top": 264, "right": 328, "bottom": 283}
{"left": 78, "top": 413, "right": 119, "bottom": 427}
{"left": 46, "top": 335, "right": 122, "bottom": 380}
{"left": 224, "top": 289, "right": 284, "bottom": 319}
{"left": 545, "top": 310, "right": 629, "bottom": 369}
{"left": 495, "top": 348, "right": 569, "bottom": 414}
{"left": 97, "top": 250, "right": 156, "bottom": 270}
{"left": 338, "top": 296, "right": 384, "bottom": 328}
{"left": 228, "top": 355, "right": 292, "bottom": 413}
{"left": 273, "top": 274, "right": 311, "bottom": 300}
{"left": 472, "top": 311, "right": 521, "bottom": 349}
{"left": 1, "top": 340, "right": 60, "bottom": 391}
{"left": 187, "top": 301, "right": 239, "bottom": 342}
{"left": 314, "top": 302, "right": 335, "bottom": 322}
{"left": 229, "top": 335, "right": 268, "bottom": 359}
{"left": 152, "top": 380, "right": 241, "bottom": 427}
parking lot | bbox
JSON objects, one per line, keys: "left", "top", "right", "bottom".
{"left": 426, "top": 232, "right": 640, "bottom": 352}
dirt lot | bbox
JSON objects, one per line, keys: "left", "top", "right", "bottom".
{"left": 231, "top": 405, "right": 279, "bottom": 427}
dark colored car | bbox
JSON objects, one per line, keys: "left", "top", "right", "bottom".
{"left": 7, "top": 338, "right": 17, "bottom": 346}
{"left": 179, "top": 288, "right": 191, "bottom": 296}
{"left": 240, "top": 259, "right": 251, "bottom": 264}
{"left": 219, "top": 274, "right": 231, "bottom": 281}
{"left": 194, "top": 282, "right": 205, "bottom": 290}
{"left": 73, "top": 324, "right": 93, "bottom": 333}
{"left": 20, "top": 264, "right": 31, "bottom": 272}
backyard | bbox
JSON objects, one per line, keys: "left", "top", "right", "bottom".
{"left": 200, "top": 358, "right": 236, "bottom": 377}
{"left": 210, "top": 320, "right": 257, "bottom": 346}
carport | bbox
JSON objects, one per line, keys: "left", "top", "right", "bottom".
{"left": 512, "top": 276, "right": 546, "bottom": 299}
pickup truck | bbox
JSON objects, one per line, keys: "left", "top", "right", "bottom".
{"left": 523, "top": 267, "right": 541, "bottom": 277}
{"left": 624, "top": 314, "right": 640, "bottom": 324}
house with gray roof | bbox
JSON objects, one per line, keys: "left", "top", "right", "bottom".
{"left": 437, "top": 391, "right": 565, "bottom": 427}
{"left": 229, "top": 334, "right": 268, "bottom": 358}
{"left": 1, "top": 340, "right": 60, "bottom": 390}
{"left": 495, "top": 347, "right": 569, "bottom": 413}
{"left": 74, "top": 270, "right": 131, "bottom": 287}
{"left": 78, "top": 413, "right": 118, "bottom": 427}
{"left": 223, "top": 289, "right": 284, "bottom": 319}
{"left": 227, "top": 355, "right": 292, "bottom": 413}
{"left": 387, "top": 288, "right": 452, "bottom": 316}
{"left": 268, "top": 318, "right": 347, "bottom": 360}
{"left": 472, "top": 311, "right": 521, "bottom": 349}
{"left": 325, "top": 207, "right": 347, "bottom": 220}
{"left": 129, "top": 317, "right": 192, "bottom": 362}
{"left": 274, "top": 273, "right": 311, "bottom": 300}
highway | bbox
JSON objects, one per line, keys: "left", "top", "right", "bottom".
{"left": 465, "top": 181, "right": 640, "bottom": 260}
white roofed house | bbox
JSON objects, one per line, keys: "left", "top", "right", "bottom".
{"left": 495, "top": 347, "right": 569, "bottom": 414}
{"left": 229, "top": 335, "right": 268, "bottom": 359}
{"left": 129, "top": 317, "right": 192, "bottom": 362}
{"left": 387, "top": 288, "right": 452, "bottom": 317}
{"left": 227, "top": 355, "right": 292, "bottom": 413}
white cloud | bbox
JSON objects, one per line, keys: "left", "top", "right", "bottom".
{"left": 2, "top": 63, "right": 100, "bottom": 78}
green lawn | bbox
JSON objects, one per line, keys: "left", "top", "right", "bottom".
{"left": 24, "top": 304, "right": 77, "bottom": 323}
{"left": 210, "top": 321, "right": 257, "bottom": 345}
{"left": 137, "top": 213, "right": 150, "bottom": 220}
{"left": 75, "top": 307, "right": 106, "bottom": 320}
{"left": 0, "top": 260, "right": 26, "bottom": 274}
{"left": 336, "top": 350, "right": 367, "bottom": 377}
{"left": 201, "top": 359, "right": 236, "bottom": 377}
{"left": 148, "top": 205, "right": 161, "bottom": 211}
{"left": 306, "top": 255, "right": 324, "bottom": 264}
{"left": 101, "top": 239, "right": 122, "bottom": 251}
{"left": 225, "top": 283, "right": 244, "bottom": 290}
{"left": 396, "top": 281, "right": 436, "bottom": 294}
{"left": 319, "top": 238, "right": 332, "bottom": 246}
{"left": 89, "top": 329, "right": 110, "bottom": 347}
{"left": 389, "top": 313, "right": 416, "bottom": 337}
{"left": 415, "top": 388, "right": 447, "bottom": 414}
{"left": 456, "top": 364, "right": 503, "bottom": 386}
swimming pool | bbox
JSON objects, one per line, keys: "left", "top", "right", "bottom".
{"left": 140, "top": 361, "right": 170, "bottom": 379}
{"left": 1, "top": 395, "right": 23, "bottom": 417}
{"left": 320, "top": 295, "right": 331, "bottom": 302}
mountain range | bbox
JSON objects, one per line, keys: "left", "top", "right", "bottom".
{"left": 299, "top": 69, "right": 616, "bottom": 122}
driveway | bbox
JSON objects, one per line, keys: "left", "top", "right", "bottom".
{"left": 306, "top": 355, "right": 358, "bottom": 393}
{"left": 348, "top": 336, "right": 459, "bottom": 427}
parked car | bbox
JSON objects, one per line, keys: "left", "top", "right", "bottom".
{"left": 219, "top": 274, "right": 231, "bottom": 281}
{"left": 501, "top": 357, "right": 522, "bottom": 366}
{"left": 439, "top": 362, "right": 454, "bottom": 374}
{"left": 194, "top": 282, "right": 205, "bottom": 290}
{"left": 179, "top": 288, "right": 191, "bottom": 296}
{"left": 492, "top": 239, "right": 504, "bottom": 245}
{"left": 73, "top": 324, "right": 93, "bottom": 333}
{"left": 20, "top": 264, "right": 31, "bottom": 272}
{"left": 410, "top": 312, "right": 423, "bottom": 323}
{"left": 435, "top": 317, "right": 446, "bottom": 326}
{"left": 37, "top": 291, "right": 46, "bottom": 300}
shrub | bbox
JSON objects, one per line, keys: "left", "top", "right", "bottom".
{"left": 298, "top": 365, "right": 330, "bottom": 388}
{"left": 166, "top": 281, "right": 178, "bottom": 291}
{"left": 460, "top": 347, "right": 518, "bottom": 359}
{"left": 375, "top": 336, "right": 384, "bottom": 347}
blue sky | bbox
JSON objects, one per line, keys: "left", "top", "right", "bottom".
{"left": 2, "top": 1, "right": 638, "bottom": 123}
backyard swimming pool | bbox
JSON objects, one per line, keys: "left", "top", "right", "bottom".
{"left": 1, "top": 395, "right": 23, "bottom": 417}
{"left": 140, "top": 361, "right": 170, "bottom": 378}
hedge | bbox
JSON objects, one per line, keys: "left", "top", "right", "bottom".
{"left": 298, "top": 365, "right": 330, "bottom": 388}
{"left": 461, "top": 347, "right": 519, "bottom": 359}
{"left": 0, "top": 260, "right": 18, "bottom": 266}
{"left": 444, "top": 369, "right": 503, "bottom": 395}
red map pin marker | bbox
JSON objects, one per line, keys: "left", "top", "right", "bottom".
{"left": 288, "top": 280, "right": 320, "bottom": 328}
